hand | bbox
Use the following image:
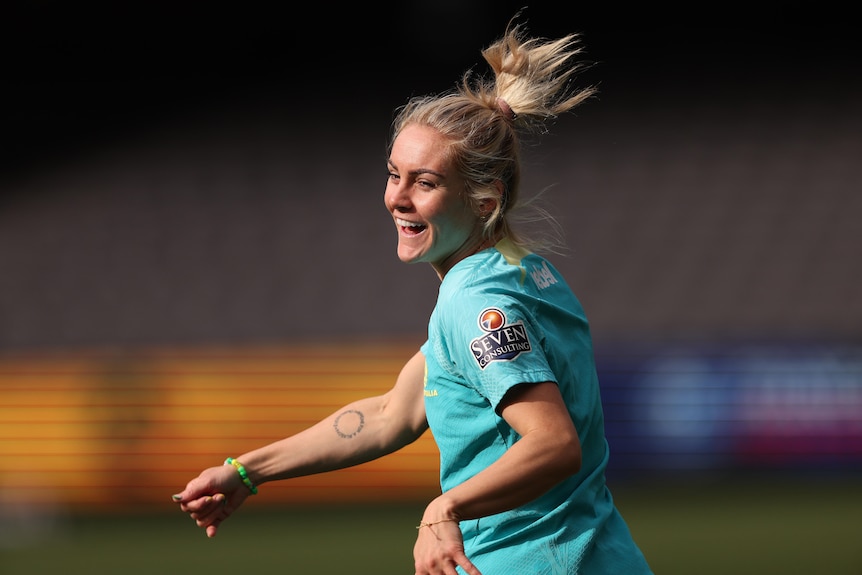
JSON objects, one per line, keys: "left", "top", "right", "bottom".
{"left": 171, "top": 463, "right": 251, "bottom": 538}
{"left": 413, "top": 519, "right": 482, "bottom": 575}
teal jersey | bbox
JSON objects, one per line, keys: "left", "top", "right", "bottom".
{"left": 420, "top": 238, "right": 652, "bottom": 575}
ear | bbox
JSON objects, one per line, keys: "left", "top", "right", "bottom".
{"left": 478, "top": 198, "right": 495, "bottom": 217}
{"left": 479, "top": 180, "right": 505, "bottom": 216}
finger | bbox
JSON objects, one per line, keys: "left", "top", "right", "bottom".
{"left": 202, "top": 512, "right": 228, "bottom": 538}
{"left": 178, "top": 496, "right": 206, "bottom": 514}
{"left": 171, "top": 474, "right": 215, "bottom": 505}
{"left": 186, "top": 491, "right": 227, "bottom": 512}
{"left": 202, "top": 494, "right": 229, "bottom": 518}
{"left": 194, "top": 511, "right": 221, "bottom": 530}
{"left": 456, "top": 556, "right": 482, "bottom": 575}
{"left": 192, "top": 494, "right": 228, "bottom": 522}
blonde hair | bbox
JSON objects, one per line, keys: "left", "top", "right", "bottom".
{"left": 389, "top": 19, "right": 596, "bottom": 253}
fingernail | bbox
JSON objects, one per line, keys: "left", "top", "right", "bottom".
{"left": 171, "top": 494, "right": 182, "bottom": 501}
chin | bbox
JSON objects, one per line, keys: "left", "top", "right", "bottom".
{"left": 399, "top": 246, "right": 435, "bottom": 266}
{"left": 396, "top": 247, "right": 420, "bottom": 264}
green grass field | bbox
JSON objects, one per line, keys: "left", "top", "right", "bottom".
{"left": 3, "top": 475, "right": 860, "bottom": 574}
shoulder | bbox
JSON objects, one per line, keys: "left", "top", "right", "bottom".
{"left": 441, "top": 239, "right": 531, "bottom": 293}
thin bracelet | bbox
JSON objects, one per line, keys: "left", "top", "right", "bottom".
{"left": 416, "top": 518, "right": 458, "bottom": 529}
{"left": 224, "top": 457, "right": 259, "bottom": 495}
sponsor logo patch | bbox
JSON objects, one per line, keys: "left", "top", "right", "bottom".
{"left": 470, "top": 308, "right": 532, "bottom": 369}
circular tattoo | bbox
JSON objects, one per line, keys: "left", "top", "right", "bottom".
{"left": 333, "top": 409, "right": 365, "bottom": 439}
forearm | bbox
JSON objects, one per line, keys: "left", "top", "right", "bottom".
{"left": 237, "top": 394, "right": 421, "bottom": 486}
{"left": 425, "top": 429, "right": 580, "bottom": 522}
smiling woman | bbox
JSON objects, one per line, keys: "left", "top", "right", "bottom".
{"left": 171, "top": 17, "right": 653, "bottom": 575}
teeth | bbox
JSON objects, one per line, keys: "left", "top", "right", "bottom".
{"left": 396, "top": 218, "right": 424, "bottom": 228}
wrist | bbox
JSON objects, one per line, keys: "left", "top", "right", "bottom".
{"left": 421, "top": 496, "right": 461, "bottom": 525}
{"left": 224, "top": 457, "right": 259, "bottom": 495}
{"left": 416, "top": 518, "right": 459, "bottom": 529}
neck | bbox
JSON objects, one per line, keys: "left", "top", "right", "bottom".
{"left": 432, "top": 232, "right": 500, "bottom": 280}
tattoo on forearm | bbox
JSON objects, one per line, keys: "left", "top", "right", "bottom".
{"left": 333, "top": 409, "right": 365, "bottom": 439}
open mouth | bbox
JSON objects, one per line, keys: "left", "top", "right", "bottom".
{"left": 396, "top": 218, "right": 427, "bottom": 236}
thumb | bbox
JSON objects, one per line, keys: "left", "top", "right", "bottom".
{"left": 171, "top": 472, "right": 218, "bottom": 503}
{"left": 171, "top": 483, "right": 202, "bottom": 503}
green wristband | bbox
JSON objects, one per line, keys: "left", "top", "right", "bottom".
{"left": 225, "top": 457, "right": 259, "bottom": 495}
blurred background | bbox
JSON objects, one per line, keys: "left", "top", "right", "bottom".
{"left": 2, "top": 1, "right": 860, "bottom": 573}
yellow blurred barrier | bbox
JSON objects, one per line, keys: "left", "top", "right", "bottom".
{"left": 0, "top": 340, "right": 441, "bottom": 513}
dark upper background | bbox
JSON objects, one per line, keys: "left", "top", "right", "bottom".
{"left": 6, "top": 2, "right": 856, "bottom": 180}
{"left": 2, "top": 2, "right": 860, "bottom": 351}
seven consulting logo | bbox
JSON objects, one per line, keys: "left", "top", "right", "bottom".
{"left": 471, "top": 308, "right": 532, "bottom": 369}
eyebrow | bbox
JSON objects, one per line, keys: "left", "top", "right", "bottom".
{"left": 387, "top": 160, "right": 446, "bottom": 179}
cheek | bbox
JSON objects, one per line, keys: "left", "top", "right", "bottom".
{"left": 427, "top": 205, "right": 462, "bottom": 233}
{"left": 432, "top": 213, "right": 476, "bottom": 247}
{"left": 438, "top": 198, "right": 476, "bottom": 230}
{"left": 420, "top": 190, "right": 476, "bottom": 233}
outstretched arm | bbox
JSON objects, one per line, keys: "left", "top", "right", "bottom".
{"left": 172, "top": 349, "right": 429, "bottom": 537}
{"left": 238, "top": 349, "right": 429, "bottom": 481}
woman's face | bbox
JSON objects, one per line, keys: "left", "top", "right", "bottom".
{"left": 384, "top": 124, "right": 483, "bottom": 278}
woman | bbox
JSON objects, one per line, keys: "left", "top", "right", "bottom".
{"left": 173, "top": 21, "right": 653, "bottom": 575}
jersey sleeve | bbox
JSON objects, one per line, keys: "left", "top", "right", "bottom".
{"left": 438, "top": 287, "right": 557, "bottom": 411}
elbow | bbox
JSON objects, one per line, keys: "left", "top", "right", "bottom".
{"left": 564, "top": 436, "right": 582, "bottom": 476}
{"left": 560, "top": 427, "right": 582, "bottom": 475}
{"left": 548, "top": 431, "right": 581, "bottom": 478}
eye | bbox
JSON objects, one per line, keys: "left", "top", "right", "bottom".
{"left": 387, "top": 171, "right": 400, "bottom": 183}
{"left": 417, "top": 179, "right": 436, "bottom": 190}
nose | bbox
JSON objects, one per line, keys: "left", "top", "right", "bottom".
{"left": 384, "top": 180, "right": 411, "bottom": 213}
